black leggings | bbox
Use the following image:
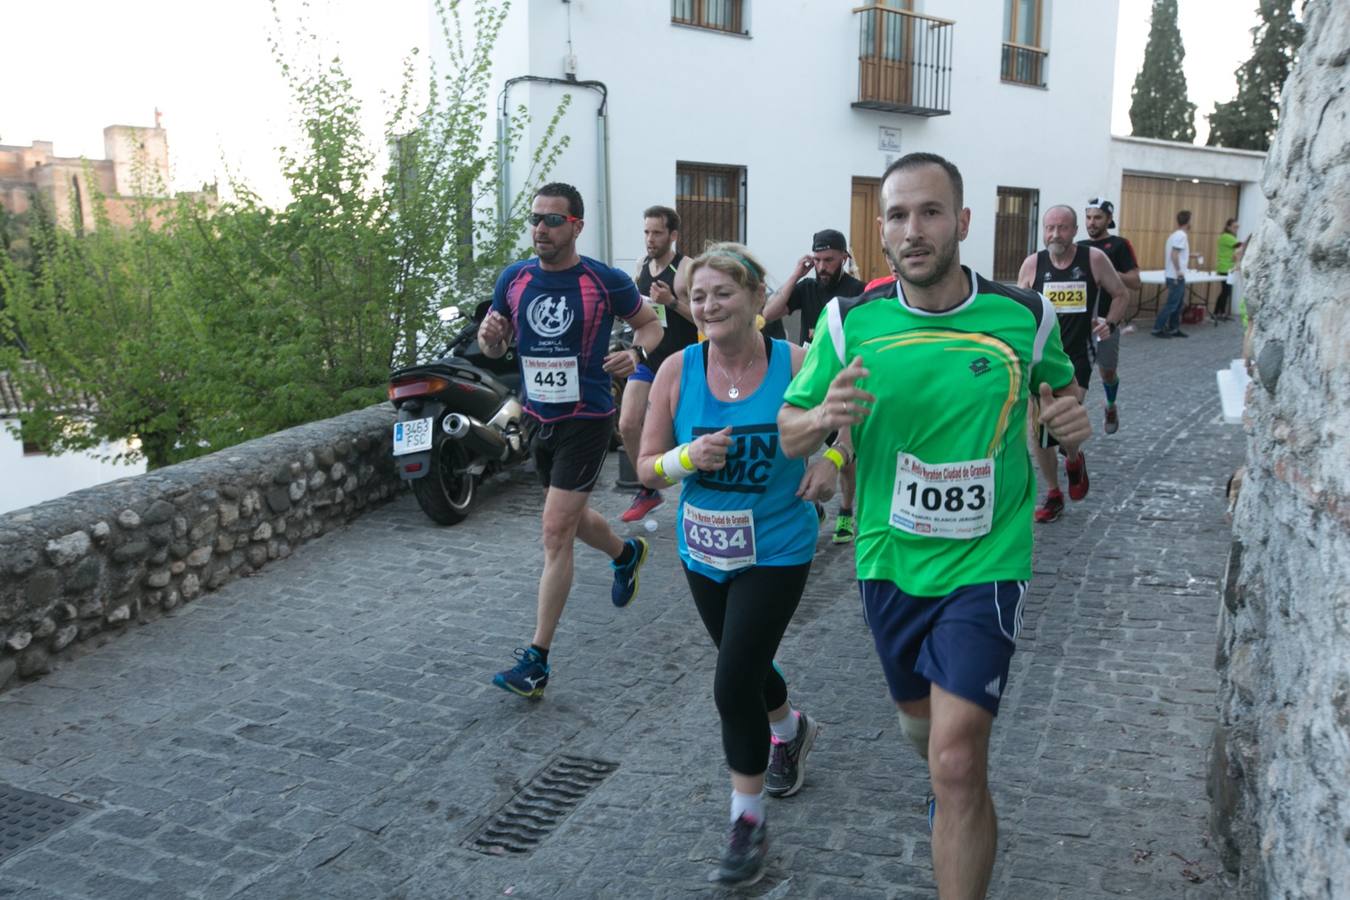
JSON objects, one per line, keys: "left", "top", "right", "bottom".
{"left": 684, "top": 563, "right": 811, "bottom": 777}
{"left": 1215, "top": 279, "right": 1233, "bottom": 316}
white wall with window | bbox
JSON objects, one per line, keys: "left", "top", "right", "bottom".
{"left": 438, "top": 0, "right": 1259, "bottom": 294}
{"left": 0, "top": 424, "right": 143, "bottom": 516}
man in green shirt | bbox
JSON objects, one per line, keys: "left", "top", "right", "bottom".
{"left": 1215, "top": 217, "right": 1243, "bottom": 321}
{"left": 778, "top": 152, "right": 1091, "bottom": 900}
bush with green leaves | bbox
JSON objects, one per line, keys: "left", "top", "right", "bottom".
{"left": 0, "top": 0, "right": 568, "bottom": 469}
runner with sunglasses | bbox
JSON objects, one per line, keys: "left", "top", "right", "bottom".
{"left": 479, "top": 182, "right": 663, "bottom": 700}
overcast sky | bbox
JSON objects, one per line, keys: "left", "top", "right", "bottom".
{"left": 2, "top": 0, "right": 1261, "bottom": 206}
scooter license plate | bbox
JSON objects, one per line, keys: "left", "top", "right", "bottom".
{"left": 393, "top": 417, "right": 434, "bottom": 456}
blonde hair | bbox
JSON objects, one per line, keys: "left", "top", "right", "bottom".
{"left": 688, "top": 242, "right": 767, "bottom": 295}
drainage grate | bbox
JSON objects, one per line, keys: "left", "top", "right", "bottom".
{"left": 463, "top": 755, "right": 618, "bottom": 856}
{"left": 0, "top": 785, "right": 90, "bottom": 863}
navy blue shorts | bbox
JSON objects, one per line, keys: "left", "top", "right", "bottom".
{"left": 859, "top": 579, "right": 1027, "bottom": 716}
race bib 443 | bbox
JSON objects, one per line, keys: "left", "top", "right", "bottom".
{"left": 522, "top": 356, "right": 579, "bottom": 404}
{"left": 890, "top": 453, "right": 994, "bottom": 539}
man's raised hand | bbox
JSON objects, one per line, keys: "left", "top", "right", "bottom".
{"left": 816, "top": 356, "right": 875, "bottom": 431}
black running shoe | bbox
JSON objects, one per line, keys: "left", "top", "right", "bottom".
{"left": 765, "top": 712, "right": 819, "bottom": 798}
{"left": 712, "top": 815, "right": 767, "bottom": 886}
{"left": 610, "top": 537, "right": 649, "bottom": 608}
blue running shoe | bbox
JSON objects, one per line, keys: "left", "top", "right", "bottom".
{"left": 492, "top": 647, "right": 550, "bottom": 699}
{"left": 610, "top": 537, "right": 649, "bottom": 608}
{"left": 926, "top": 792, "right": 936, "bottom": 832}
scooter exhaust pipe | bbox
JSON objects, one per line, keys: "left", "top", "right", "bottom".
{"left": 444, "top": 413, "right": 509, "bottom": 462}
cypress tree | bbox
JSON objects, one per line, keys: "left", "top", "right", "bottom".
{"left": 1207, "top": 0, "right": 1305, "bottom": 151}
{"left": 1129, "top": 0, "right": 1197, "bottom": 142}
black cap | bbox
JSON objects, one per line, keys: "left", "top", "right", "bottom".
{"left": 1086, "top": 197, "right": 1116, "bottom": 229}
{"left": 811, "top": 228, "right": 848, "bottom": 253}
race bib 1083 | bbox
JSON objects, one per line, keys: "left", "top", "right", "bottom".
{"left": 890, "top": 453, "right": 994, "bottom": 540}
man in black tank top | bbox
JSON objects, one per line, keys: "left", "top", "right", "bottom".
{"left": 619, "top": 205, "right": 699, "bottom": 522}
{"left": 1078, "top": 198, "right": 1139, "bottom": 435}
{"left": 1018, "top": 205, "right": 1128, "bottom": 523}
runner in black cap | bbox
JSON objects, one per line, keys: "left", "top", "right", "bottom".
{"left": 764, "top": 229, "right": 867, "bottom": 543}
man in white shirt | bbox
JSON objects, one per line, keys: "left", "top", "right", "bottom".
{"left": 1153, "top": 210, "right": 1192, "bottom": 338}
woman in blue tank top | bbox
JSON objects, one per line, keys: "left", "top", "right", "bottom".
{"left": 635, "top": 243, "right": 844, "bottom": 886}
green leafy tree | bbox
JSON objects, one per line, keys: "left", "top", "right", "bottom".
{"left": 0, "top": 0, "right": 569, "bottom": 468}
{"left": 1207, "top": 0, "right": 1304, "bottom": 151}
{"left": 0, "top": 180, "right": 203, "bottom": 467}
{"left": 1129, "top": 0, "right": 1197, "bottom": 142}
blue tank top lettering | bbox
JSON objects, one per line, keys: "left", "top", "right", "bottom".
{"left": 675, "top": 339, "right": 817, "bottom": 582}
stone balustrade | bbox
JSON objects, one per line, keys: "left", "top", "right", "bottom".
{"left": 0, "top": 404, "right": 402, "bottom": 691}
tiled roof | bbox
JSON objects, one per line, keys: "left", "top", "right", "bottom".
{"left": 0, "top": 366, "right": 94, "bottom": 418}
{"left": 0, "top": 368, "right": 23, "bottom": 417}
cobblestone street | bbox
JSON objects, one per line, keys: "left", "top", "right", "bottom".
{"left": 0, "top": 321, "right": 1247, "bottom": 899}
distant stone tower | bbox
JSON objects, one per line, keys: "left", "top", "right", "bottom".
{"left": 0, "top": 110, "right": 204, "bottom": 233}
{"left": 103, "top": 122, "right": 171, "bottom": 197}
{"left": 1210, "top": 1, "right": 1350, "bottom": 896}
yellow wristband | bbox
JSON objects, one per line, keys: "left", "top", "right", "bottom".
{"left": 653, "top": 456, "right": 676, "bottom": 485}
{"left": 679, "top": 444, "right": 694, "bottom": 471}
{"left": 823, "top": 447, "right": 846, "bottom": 470}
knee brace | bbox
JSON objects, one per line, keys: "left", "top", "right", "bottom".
{"left": 897, "top": 709, "right": 931, "bottom": 760}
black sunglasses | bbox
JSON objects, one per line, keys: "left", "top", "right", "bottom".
{"left": 528, "top": 212, "right": 581, "bottom": 227}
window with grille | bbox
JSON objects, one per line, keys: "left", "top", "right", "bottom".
{"left": 993, "top": 186, "right": 1039, "bottom": 283}
{"left": 672, "top": 0, "right": 745, "bottom": 35}
{"left": 1001, "top": 0, "right": 1047, "bottom": 86}
{"left": 675, "top": 162, "right": 746, "bottom": 256}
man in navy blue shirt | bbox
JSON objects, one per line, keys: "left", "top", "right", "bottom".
{"left": 479, "top": 182, "right": 662, "bottom": 700}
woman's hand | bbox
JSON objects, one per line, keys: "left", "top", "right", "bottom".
{"left": 689, "top": 426, "right": 734, "bottom": 471}
{"left": 796, "top": 458, "right": 839, "bottom": 502}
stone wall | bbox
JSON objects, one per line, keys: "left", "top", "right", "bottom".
{"left": 0, "top": 404, "right": 401, "bottom": 692}
{"left": 1210, "top": 2, "right": 1350, "bottom": 896}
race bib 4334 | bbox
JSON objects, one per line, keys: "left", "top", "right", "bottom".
{"left": 683, "top": 504, "right": 756, "bottom": 571}
{"left": 890, "top": 453, "right": 994, "bottom": 539}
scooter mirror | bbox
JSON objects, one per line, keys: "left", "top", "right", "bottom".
{"left": 438, "top": 306, "right": 464, "bottom": 323}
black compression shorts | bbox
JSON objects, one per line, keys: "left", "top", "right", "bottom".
{"left": 531, "top": 416, "right": 612, "bottom": 492}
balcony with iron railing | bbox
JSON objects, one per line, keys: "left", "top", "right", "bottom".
{"left": 1001, "top": 41, "right": 1047, "bottom": 88}
{"left": 852, "top": 5, "right": 954, "bottom": 117}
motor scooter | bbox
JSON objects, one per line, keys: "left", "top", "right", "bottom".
{"left": 388, "top": 303, "right": 532, "bottom": 525}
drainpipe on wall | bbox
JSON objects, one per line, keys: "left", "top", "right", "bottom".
{"left": 497, "top": 76, "right": 611, "bottom": 265}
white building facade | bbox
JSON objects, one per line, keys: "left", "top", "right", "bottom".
{"left": 438, "top": 0, "right": 1266, "bottom": 300}
{"left": 0, "top": 425, "right": 143, "bottom": 516}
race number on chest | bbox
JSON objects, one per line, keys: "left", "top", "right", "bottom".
{"left": 890, "top": 453, "right": 994, "bottom": 539}
{"left": 683, "top": 504, "right": 756, "bottom": 571}
{"left": 1045, "top": 281, "right": 1088, "bottom": 314}
{"left": 522, "top": 356, "right": 580, "bottom": 403}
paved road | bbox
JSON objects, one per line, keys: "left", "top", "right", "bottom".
{"left": 0, "top": 322, "right": 1247, "bottom": 899}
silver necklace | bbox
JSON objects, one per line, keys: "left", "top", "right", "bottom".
{"left": 712, "top": 349, "right": 760, "bottom": 399}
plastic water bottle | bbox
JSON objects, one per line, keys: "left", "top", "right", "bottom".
{"left": 644, "top": 518, "right": 659, "bottom": 533}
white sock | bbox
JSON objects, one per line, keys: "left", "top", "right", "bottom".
{"left": 730, "top": 789, "right": 765, "bottom": 824}
{"left": 769, "top": 709, "right": 799, "bottom": 743}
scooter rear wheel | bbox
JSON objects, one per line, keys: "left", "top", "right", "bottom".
{"left": 411, "top": 440, "right": 476, "bottom": 525}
